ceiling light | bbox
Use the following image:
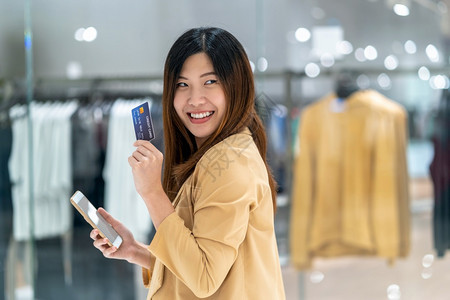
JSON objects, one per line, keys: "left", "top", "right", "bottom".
{"left": 257, "top": 57, "right": 268, "bottom": 72}
{"left": 320, "top": 53, "right": 335, "bottom": 68}
{"left": 336, "top": 40, "right": 353, "bottom": 55}
{"left": 357, "top": 74, "right": 370, "bottom": 89}
{"left": 305, "top": 63, "right": 320, "bottom": 78}
{"left": 393, "top": 3, "right": 410, "bottom": 16}
{"left": 418, "top": 66, "right": 430, "bottom": 80}
{"left": 430, "top": 75, "right": 449, "bottom": 89}
{"left": 426, "top": 44, "right": 440, "bottom": 62}
{"left": 355, "top": 48, "right": 366, "bottom": 62}
{"left": 364, "top": 45, "right": 378, "bottom": 60}
{"left": 378, "top": 73, "right": 392, "bottom": 89}
{"left": 75, "top": 26, "right": 98, "bottom": 42}
{"left": 384, "top": 55, "right": 399, "bottom": 70}
{"left": 74, "top": 28, "right": 85, "bottom": 41}
{"left": 83, "top": 27, "right": 97, "bottom": 42}
{"left": 295, "top": 28, "right": 311, "bottom": 42}
{"left": 404, "top": 40, "right": 417, "bottom": 54}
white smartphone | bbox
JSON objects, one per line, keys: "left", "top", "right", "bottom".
{"left": 70, "top": 190, "right": 123, "bottom": 248}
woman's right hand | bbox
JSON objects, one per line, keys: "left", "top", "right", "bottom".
{"left": 90, "top": 207, "right": 137, "bottom": 263}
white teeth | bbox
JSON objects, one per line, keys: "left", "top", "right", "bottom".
{"left": 190, "top": 111, "right": 213, "bottom": 119}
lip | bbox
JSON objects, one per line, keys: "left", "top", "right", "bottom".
{"left": 187, "top": 111, "right": 214, "bottom": 124}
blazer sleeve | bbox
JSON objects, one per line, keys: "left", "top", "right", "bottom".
{"left": 148, "top": 145, "right": 261, "bottom": 298}
{"left": 290, "top": 109, "right": 315, "bottom": 269}
{"left": 394, "top": 108, "right": 411, "bottom": 257}
{"left": 371, "top": 112, "right": 402, "bottom": 259}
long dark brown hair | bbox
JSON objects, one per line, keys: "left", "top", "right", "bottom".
{"left": 162, "top": 27, "right": 277, "bottom": 212}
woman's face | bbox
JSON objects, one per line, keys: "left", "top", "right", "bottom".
{"left": 174, "top": 52, "right": 227, "bottom": 147}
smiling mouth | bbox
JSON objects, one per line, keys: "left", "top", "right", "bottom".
{"left": 188, "top": 111, "right": 214, "bottom": 119}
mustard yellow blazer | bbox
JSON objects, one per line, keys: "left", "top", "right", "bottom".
{"left": 142, "top": 128, "right": 286, "bottom": 299}
{"left": 290, "top": 90, "right": 410, "bottom": 269}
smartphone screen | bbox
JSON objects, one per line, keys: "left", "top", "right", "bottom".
{"left": 70, "top": 191, "right": 123, "bottom": 248}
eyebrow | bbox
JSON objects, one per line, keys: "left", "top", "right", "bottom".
{"left": 178, "top": 72, "right": 217, "bottom": 80}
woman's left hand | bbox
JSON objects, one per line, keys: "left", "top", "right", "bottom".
{"left": 128, "top": 140, "right": 164, "bottom": 200}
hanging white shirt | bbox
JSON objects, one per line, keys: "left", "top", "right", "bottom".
{"left": 8, "top": 101, "right": 78, "bottom": 240}
{"left": 103, "top": 99, "right": 153, "bottom": 242}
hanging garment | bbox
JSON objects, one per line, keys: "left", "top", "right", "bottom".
{"left": 430, "top": 137, "right": 450, "bottom": 257}
{"left": 71, "top": 101, "right": 108, "bottom": 208}
{"left": 290, "top": 90, "right": 410, "bottom": 269}
{"left": 267, "top": 104, "right": 288, "bottom": 193}
{"left": 0, "top": 117, "right": 13, "bottom": 211}
{"left": 429, "top": 89, "right": 450, "bottom": 258}
{"left": 8, "top": 101, "right": 78, "bottom": 240}
{"left": 103, "top": 99, "right": 153, "bottom": 241}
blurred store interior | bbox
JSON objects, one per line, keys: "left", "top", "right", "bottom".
{"left": 1, "top": 0, "right": 450, "bottom": 299}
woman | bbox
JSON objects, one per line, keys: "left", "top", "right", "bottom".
{"left": 91, "top": 27, "right": 286, "bottom": 299}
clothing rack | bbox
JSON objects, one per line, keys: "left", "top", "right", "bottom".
{"left": 2, "top": 65, "right": 447, "bottom": 106}
{"left": 0, "top": 75, "right": 165, "bottom": 114}
{"left": 2, "top": 67, "right": 448, "bottom": 217}
{"left": 2, "top": 66, "right": 440, "bottom": 206}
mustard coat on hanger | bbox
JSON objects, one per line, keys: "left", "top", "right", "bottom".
{"left": 290, "top": 90, "right": 410, "bottom": 270}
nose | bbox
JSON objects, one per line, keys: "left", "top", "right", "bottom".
{"left": 187, "top": 87, "right": 205, "bottom": 107}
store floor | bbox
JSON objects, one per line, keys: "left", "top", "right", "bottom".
{"left": 2, "top": 201, "right": 450, "bottom": 299}
{"left": 1, "top": 210, "right": 138, "bottom": 300}
{"left": 282, "top": 200, "right": 450, "bottom": 300}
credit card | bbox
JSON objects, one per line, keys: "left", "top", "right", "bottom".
{"left": 131, "top": 102, "right": 155, "bottom": 141}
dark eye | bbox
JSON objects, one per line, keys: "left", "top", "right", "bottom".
{"left": 205, "top": 79, "right": 217, "bottom": 85}
{"left": 176, "top": 82, "right": 188, "bottom": 88}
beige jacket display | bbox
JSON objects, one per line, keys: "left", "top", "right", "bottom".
{"left": 142, "top": 128, "right": 286, "bottom": 299}
{"left": 290, "top": 90, "right": 410, "bottom": 270}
